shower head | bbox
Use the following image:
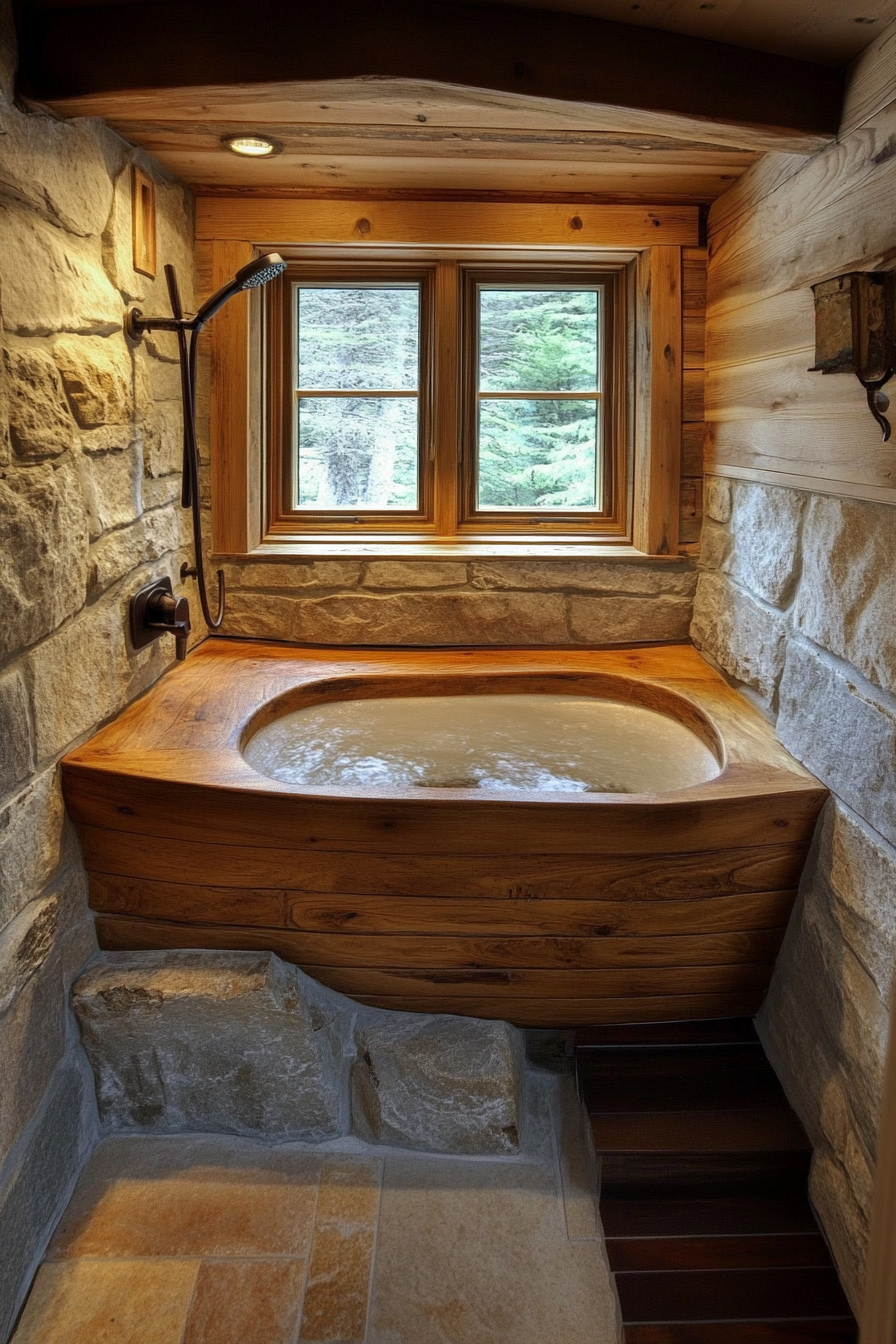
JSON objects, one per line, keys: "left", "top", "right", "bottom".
{"left": 192, "top": 253, "right": 287, "bottom": 329}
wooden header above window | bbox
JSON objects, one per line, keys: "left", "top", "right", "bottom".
{"left": 195, "top": 199, "right": 701, "bottom": 248}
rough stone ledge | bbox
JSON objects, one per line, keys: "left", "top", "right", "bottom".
{"left": 73, "top": 950, "right": 525, "bottom": 1157}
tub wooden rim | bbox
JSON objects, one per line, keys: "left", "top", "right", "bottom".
{"left": 237, "top": 668, "right": 728, "bottom": 793}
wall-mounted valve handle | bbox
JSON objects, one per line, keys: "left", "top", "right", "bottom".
{"left": 145, "top": 589, "right": 192, "bottom": 662}
{"left": 129, "top": 577, "right": 191, "bottom": 662}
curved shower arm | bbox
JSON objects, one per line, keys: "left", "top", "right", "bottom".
{"left": 163, "top": 263, "right": 225, "bottom": 630}
{"left": 126, "top": 253, "right": 285, "bottom": 638}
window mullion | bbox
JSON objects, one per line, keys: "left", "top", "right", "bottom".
{"left": 433, "top": 259, "right": 460, "bottom": 537}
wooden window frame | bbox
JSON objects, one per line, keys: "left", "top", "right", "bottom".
{"left": 458, "top": 263, "right": 627, "bottom": 538}
{"left": 264, "top": 255, "right": 629, "bottom": 541}
{"left": 201, "top": 200, "right": 696, "bottom": 557}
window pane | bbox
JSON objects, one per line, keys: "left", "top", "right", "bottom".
{"left": 297, "top": 286, "right": 420, "bottom": 391}
{"left": 297, "top": 396, "right": 419, "bottom": 509}
{"left": 479, "top": 288, "right": 599, "bottom": 393}
{"left": 478, "top": 399, "right": 599, "bottom": 510}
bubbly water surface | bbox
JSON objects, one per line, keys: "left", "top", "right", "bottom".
{"left": 243, "top": 693, "right": 720, "bottom": 794}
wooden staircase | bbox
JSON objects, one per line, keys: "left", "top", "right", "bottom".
{"left": 575, "top": 1019, "right": 858, "bottom": 1343}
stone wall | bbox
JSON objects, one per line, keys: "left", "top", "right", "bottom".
{"left": 0, "top": 10, "right": 197, "bottom": 1338}
{"left": 219, "top": 556, "right": 697, "bottom": 646}
{"left": 693, "top": 478, "right": 896, "bottom": 1311}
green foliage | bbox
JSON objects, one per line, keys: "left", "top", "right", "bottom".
{"left": 478, "top": 288, "right": 601, "bottom": 510}
{"left": 293, "top": 283, "right": 602, "bottom": 511}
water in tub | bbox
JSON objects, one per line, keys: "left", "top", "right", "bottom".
{"left": 243, "top": 693, "right": 720, "bottom": 793}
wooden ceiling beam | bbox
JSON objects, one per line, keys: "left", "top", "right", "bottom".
{"left": 17, "top": 0, "right": 842, "bottom": 153}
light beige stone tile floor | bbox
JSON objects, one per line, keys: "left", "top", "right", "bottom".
{"left": 10, "top": 1077, "right": 620, "bottom": 1344}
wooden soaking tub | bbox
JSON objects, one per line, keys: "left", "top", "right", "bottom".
{"left": 61, "top": 641, "right": 826, "bottom": 1028}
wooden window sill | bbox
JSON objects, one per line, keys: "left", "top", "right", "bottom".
{"left": 215, "top": 540, "right": 690, "bottom": 562}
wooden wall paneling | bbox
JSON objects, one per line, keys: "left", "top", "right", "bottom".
{"left": 87, "top": 873, "right": 799, "bottom": 937}
{"left": 705, "top": 152, "right": 809, "bottom": 241}
{"left": 633, "top": 246, "right": 683, "bottom": 554}
{"left": 92, "top": 915, "right": 786, "bottom": 971}
{"left": 195, "top": 199, "right": 700, "bottom": 246}
{"left": 704, "top": 73, "right": 896, "bottom": 505}
{"left": 679, "top": 246, "right": 706, "bottom": 546}
{"left": 80, "top": 829, "right": 808, "bottom": 900}
{"left": 209, "top": 239, "right": 255, "bottom": 553}
{"left": 334, "top": 993, "right": 765, "bottom": 1027}
{"left": 841, "top": 13, "right": 896, "bottom": 137}
{"left": 706, "top": 102, "right": 896, "bottom": 307}
{"left": 704, "top": 425, "right": 896, "bottom": 500}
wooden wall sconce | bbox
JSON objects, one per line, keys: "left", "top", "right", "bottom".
{"left": 810, "top": 271, "right": 895, "bottom": 441}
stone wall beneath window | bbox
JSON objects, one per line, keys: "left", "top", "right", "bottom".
{"left": 0, "top": 9, "right": 197, "bottom": 1338}
{"left": 692, "top": 477, "right": 896, "bottom": 1313}
{"left": 219, "top": 556, "right": 697, "bottom": 646}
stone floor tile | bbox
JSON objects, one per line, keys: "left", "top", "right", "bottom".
{"left": 315, "top": 1157, "right": 382, "bottom": 1230}
{"left": 47, "top": 1136, "right": 322, "bottom": 1259}
{"left": 10, "top": 1258, "right": 198, "bottom": 1344}
{"left": 368, "top": 1155, "right": 618, "bottom": 1344}
{"left": 299, "top": 1225, "right": 375, "bottom": 1344}
{"left": 182, "top": 1259, "right": 305, "bottom": 1344}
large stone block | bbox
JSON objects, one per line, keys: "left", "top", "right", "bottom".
{"left": 2, "top": 344, "right": 75, "bottom": 459}
{"left": 0, "top": 948, "right": 66, "bottom": 1165}
{"left": 816, "top": 800, "right": 896, "bottom": 1005}
{"left": 0, "top": 890, "right": 59, "bottom": 1015}
{"left": 53, "top": 335, "right": 132, "bottom": 427}
{"left": 809, "top": 1147, "right": 868, "bottom": 1316}
{"left": 568, "top": 594, "right": 693, "bottom": 643}
{"left": 471, "top": 558, "right": 697, "bottom": 597}
{"left": 759, "top": 873, "right": 888, "bottom": 1162}
{"left": 691, "top": 572, "right": 787, "bottom": 705}
{"left": 87, "top": 506, "right": 186, "bottom": 599}
{"left": 29, "top": 593, "right": 168, "bottom": 762}
{"left": 0, "top": 206, "right": 121, "bottom": 336}
{"left": 725, "top": 480, "right": 806, "bottom": 607}
{"left": 226, "top": 560, "right": 363, "bottom": 591}
{"left": 226, "top": 590, "right": 570, "bottom": 645}
{"left": 0, "top": 666, "right": 33, "bottom": 797}
{"left": 0, "top": 103, "right": 115, "bottom": 237}
{"left": 777, "top": 639, "right": 896, "bottom": 848}
{"left": 351, "top": 1013, "right": 524, "bottom": 1155}
{"left": 77, "top": 444, "right": 143, "bottom": 538}
{"left": 363, "top": 561, "right": 468, "bottom": 589}
{"left": 0, "top": 771, "right": 68, "bottom": 929}
{"left": 0, "top": 1055, "right": 98, "bottom": 1344}
{"left": 703, "top": 475, "right": 732, "bottom": 523}
{"left": 73, "top": 951, "right": 348, "bottom": 1142}
{"left": 796, "top": 494, "right": 896, "bottom": 697}
{"left": 0, "top": 459, "right": 89, "bottom": 658}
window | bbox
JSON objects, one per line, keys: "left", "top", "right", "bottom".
{"left": 265, "top": 256, "right": 628, "bottom": 541}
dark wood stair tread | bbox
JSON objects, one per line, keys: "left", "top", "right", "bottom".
{"left": 606, "top": 1232, "right": 833, "bottom": 1272}
{"left": 591, "top": 1109, "right": 811, "bottom": 1153}
{"left": 623, "top": 1322, "right": 858, "bottom": 1343}
{"left": 599, "top": 1197, "right": 821, "bottom": 1239}
{"left": 615, "top": 1267, "right": 853, "bottom": 1322}
{"left": 579, "top": 1044, "right": 788, "bottom": 1112}
{"left": 600, "top": 1150, "right": 812, "bottom": 1200}
{"left": 576, "top": 1018, "right": 760, "bottom": 1049}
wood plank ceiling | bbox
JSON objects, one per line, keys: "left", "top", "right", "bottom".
{"left": 16, "top": 0, "right": 888, "bottom": 201}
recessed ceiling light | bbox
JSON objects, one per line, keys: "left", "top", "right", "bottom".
{"left": 221, "top": 135, "right": 283, "bottom": 158}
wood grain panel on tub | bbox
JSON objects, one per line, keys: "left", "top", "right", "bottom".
{"left": 87, "top": 874, "right": 798, "bottom": 936}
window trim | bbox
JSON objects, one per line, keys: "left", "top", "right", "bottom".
{"left": 200, "top": 203, "right": 696, "bottom": 558}
{"left": 267, "top": 259, "right": 438, "bottom": 533}
{"left": 458, "top": 263, "right": 628, "bottom": 537}
{"left": 263, "top": 252, "right": 631, "bottom": 543}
